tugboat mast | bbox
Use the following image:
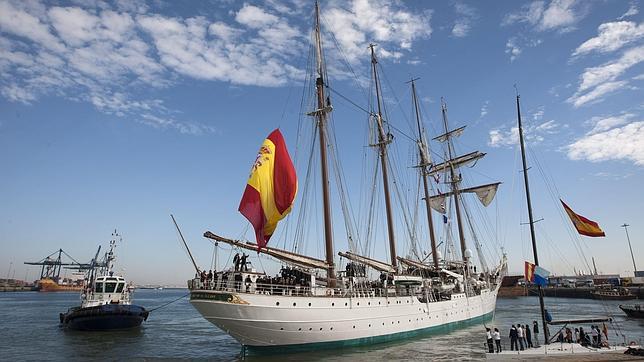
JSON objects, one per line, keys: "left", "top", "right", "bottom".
{"left": 369, "top": 44, "right": 398, "bottom": 269}
{"left": 516, "top": 94, "right": 549, "bottom": 344}
{"left": 313, "top": 1, "right": 336, "bottom": 287}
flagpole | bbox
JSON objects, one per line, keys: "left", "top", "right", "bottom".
{"left": 516, "top": 94, "right": 549, "bottom": 345}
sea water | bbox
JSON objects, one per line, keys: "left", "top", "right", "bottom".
{"left": 1, "top": 289, "right": 642, "bottom": 361}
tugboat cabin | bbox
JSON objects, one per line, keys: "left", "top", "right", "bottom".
{"left": 85, "top": 275, "right": 130, "bottom": 307}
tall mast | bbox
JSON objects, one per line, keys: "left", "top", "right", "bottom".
{"left": 621, "top": 223, "right": 638, "bottom": 275}
{"left": 516, "top": 94, "right": 549, "bottom": 345}
{"left": 410, "top": 79, "right": 438, "bottom": 269}
{"left": 440, "top": 100, "right": 467, "bottom": 268}
{"left": 313, "top": 1, "right": 335, "bottom": 286}
{"left": 369, "top": 44, "right": 397, "bottom": 269}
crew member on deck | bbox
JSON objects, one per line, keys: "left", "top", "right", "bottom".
{"left": 233, "top": 253, "right": 240, "bottom": 271}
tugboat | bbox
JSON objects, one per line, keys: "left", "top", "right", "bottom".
{"left": 59, "top": 231, "right": 149, "bottom": 330}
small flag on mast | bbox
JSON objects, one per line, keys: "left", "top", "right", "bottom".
{"left": 525, "top": 261, "right": 550, "bottom": 286}
{"left": 238, "top": 129, "right": 297, "bottom": 250}
{"left": 560, "top": 200, "right": 605, "bottom": 237}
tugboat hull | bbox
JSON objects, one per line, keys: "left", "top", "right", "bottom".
{"left": 60, "top": 304, "right": 148, "bottom": 331}
{"left": 619, "top": 305, "right": 644, "bottom": 319}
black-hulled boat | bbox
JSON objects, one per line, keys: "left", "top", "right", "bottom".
{"left": 590, "top": 287, "right": 637, "bottom": 300}
{"left": 619, "top": 304, "right": 644, "bottom": 318}
{"left": 60, "top": 231, "right": 148, "bottom": 330}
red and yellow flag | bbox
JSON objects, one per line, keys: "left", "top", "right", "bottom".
{"left": 238, "top": 129, "right": 297, "bottom": 249}
{"left": 560, "top": 199, "right": 605, "bottom": 237}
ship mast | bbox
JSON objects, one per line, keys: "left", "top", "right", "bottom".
{"left": 516, "top": 94, "right": 549, "bottom": 345}
{"left": 440, "top": 100, "right": 468, "bottom": 269}
{"left": 410, "top": 79, "right": 439, "bottom": 269}
{"left": 313, "top": 1, "right": 335, "bottom": 286}
{"left": 369, "top": 44, "right": 398, "bottom": 269}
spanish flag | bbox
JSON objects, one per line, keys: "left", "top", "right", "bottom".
{"left": 239, "top": 129, "right": 297, "bottom": 249}
{"left": 560, "top": 200, "right": 605, "bottom": 237}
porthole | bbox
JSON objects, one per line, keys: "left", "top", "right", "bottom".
{"left": 330, "top": 327, "right": 333, "bottom": 330}
{"left": 293, "top": 302, "right": 296, "bottom": 307}
{"left": 319, "top": 327, "right": 323, "bottom": 331}
{"left": 280, "top": 328, "right": 284, "bottom": 330}
{"left": 308, "top": 303, "right": 311, "bottom": 307}
{"left": 353, "top": 326, "right": 356, "bottom": 329}
{"left": 369, "top": 324, "right": 371, "bottom": 327}
{"left": 298, "top": 328, "right": 302, "bottom": 331}
{"left": 378, "top": 302, "right": 381, "bottom": 305}
{"left": 309, "top": 328, "right": 313, "bottom": 331}
{"left": 357, "top": 302, "right": 360, "bottom": 306}
{"left": 345, "top": 302, "right": 348, "bottom": 306}
{"left": 382, "top": 322, "right": 385, "bottom": 325}
{"left": 368, "top": 302, "right": 371, "bottom": 305}
{"left": 276, "top": 302, "right": 280, "bottom": 306}
{"left": 387, "top": 301, "right": 390, "bottom": 304}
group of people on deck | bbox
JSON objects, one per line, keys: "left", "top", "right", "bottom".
{"left": 487, "top": 321, "right": 610, "bottom": 353}
{"left": 555, "top": 325, "right": 608, "bottom": 348}
{"left": 486, "top": 321, "right": 540, "bottom": 353}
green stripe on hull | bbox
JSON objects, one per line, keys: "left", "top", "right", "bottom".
{"left": 242, "top": 311, "right": 494, "bottom": 356}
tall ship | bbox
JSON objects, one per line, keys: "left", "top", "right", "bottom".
{"left": 188, "top": 2, "right": 506, "bottom": 354}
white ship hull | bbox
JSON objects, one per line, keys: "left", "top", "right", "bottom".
{"left": 190, "top": 282, "right": 500, "bottom": 352}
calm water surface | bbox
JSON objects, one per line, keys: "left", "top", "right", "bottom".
{"left": 1, "top": 290, "right": 642, "bottom": 361}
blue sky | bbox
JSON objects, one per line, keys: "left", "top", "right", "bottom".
{"left": 1, "top": 0, "right": 642, "bottom": 285}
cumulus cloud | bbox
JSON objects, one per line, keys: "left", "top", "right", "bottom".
{"left": 0, "top": 0, "right": 431, "bottom": 134}
{"left": 572, "top": 21, "right": 644, "bottom": 57}
{"left": 324, "top": 0, "right": 432, "bottom": 64}
{"left": 503, "top": 0, "right": 584, "bottom": 32}
{"left": 568, "top": 120, "right": 644, "bottom": 166}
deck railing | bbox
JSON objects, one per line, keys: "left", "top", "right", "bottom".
{"left": 189, "top": 278, "right": 447, "bottom": 299}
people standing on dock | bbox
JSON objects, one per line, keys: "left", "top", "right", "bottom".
{"left": 525, "top": 323, "right": 533, "bottom": 348}
{"left": 509, "top": 324, "right": 519, "bottom": 351}
{"left": 574, "top": 328, "right": 580, "bottom": 343}
{"left": 493, "top": 328, "right": 502, "bottom": 353}
{"left": 517, "top": 323, "right": 525, "bottom": 350}
{"left": 532, "top": 320, "right": 540, "bottom": 348}
{"left": 579, "top": 326, "right": 588, "bottom": 346}
{"left": 486, "top": 327, "right": 494, "bottom": 353}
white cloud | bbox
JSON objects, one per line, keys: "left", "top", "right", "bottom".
{"left": 567, "top": 45, "right": 644, "bottom": 107}
{"left": 488, "top": 120, "right": 558, "bottom": 147}
{"left": 480, "top": 100, "right": 489, "bottom": 118}
{"left": 0, "top": 0, "right": 430, "bottom": 134}
{"left": 587, "top": 113, "right": 635, "bottom": 134}
{"left": 567, "top": 81, "right": 628, "bottom": 107}
{"left": 505, "top": 38, "right": 521, "bottom": 62}
{"left": 539, "top": 0, "right": 578, "bottom": 31}
{"left": 618, "top": 2, "right": 639, "bottom": 20}
{"left": 235, "top": 4, "right": 279, "bottom": 29}
{"left": 324, "top": 0, "right": 432, "bottom": 63}
{"left": 452, "top": 2, "right": 477, "bottom": 38}
{"left": 568, "top": 121, "right": 644, "bottom": 166}
{"left": 572, "top": 21, "right": 644, "bottom": 57}
{"left": 505, "top": 35, "right": 541, "bottom": 62}
{"left": 503, "top": 0, "right": 584, "bottom": 32}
